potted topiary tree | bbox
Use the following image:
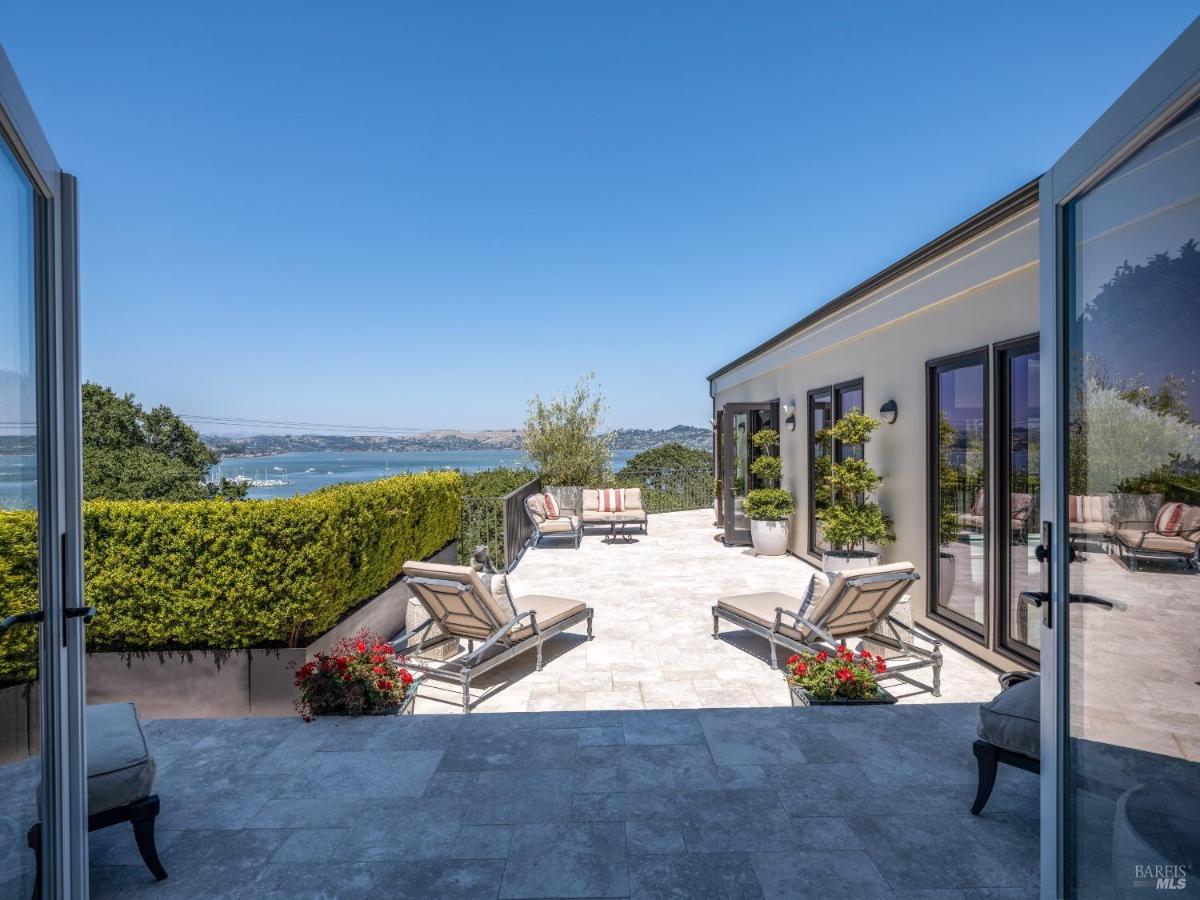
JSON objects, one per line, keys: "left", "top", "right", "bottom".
{"left": 815, "top": 409, "right": 893, "bottom": 572}
{"left": 744, "top": 428, "right": 793, "bottom": 555}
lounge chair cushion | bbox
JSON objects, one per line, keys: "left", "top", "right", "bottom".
{"left": 977, "top": 675, "right": 1040, "bottom": 759}
{"left": 510, "top": 595, "right": 588, "bottom": 640}
{"left": 1115, "top": 528, "right": 1199, "bottom": 554}
{"left": 716, "top": 591, "right": 810, "bottom": 641}
{"left": 538, "top": 515, "right": 580, "bottom": 534}
{"left": 43, "top": 703, "right": 156, "bottom": 815}
{"left": 488, "top": 573, "right": 519, "bottom": 617}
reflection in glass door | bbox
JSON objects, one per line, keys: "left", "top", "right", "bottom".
{"left": 0, "top": 131, "right": 42, "bottom": 896}
{"left": 998, "top": 340, "right": 1040, "bottom": 657}
{"left": 1061, "top": 102, "right": 1200, "bottom": 896}
{"left": 928, "top": 352, "right": 988, "bottom": 635}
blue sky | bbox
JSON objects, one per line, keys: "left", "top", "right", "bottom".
{"left": 3, "top": 3, "right": 1196, "bottom": 433}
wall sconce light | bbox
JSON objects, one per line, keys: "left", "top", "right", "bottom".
{"left": 880, "top": 399, "right": 898, "bottom": 425}
{"left": 781, "top": 400, "right": 796, "bottom": 432}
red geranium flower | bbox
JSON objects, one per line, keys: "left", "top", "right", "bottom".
{"left": 787, "top": 654, "right": 801, "bottom": 666}
{"left": 794, "top": 662, "right": 808, "bottom": 676}
{"left": 355, "top": 640, "right": 367, "bottom": 654}
{"left": 815, "top": 651, "right": 828, "bottom": 662}
{"left": 876, "top": 659, "right": 887, "bottom": 673}
{"left": 378, "top": 679, "right": 392, "bottom": 691}
{"left": 399, "top": 669, "right": 414, "bottom": 685}
{"left": 836, "top": 667, "right": 853, "bottom": 683}
{"left": 860, "top": 648, "right": 872, "bottom": 658}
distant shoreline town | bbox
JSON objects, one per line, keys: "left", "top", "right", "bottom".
{"left": 203, "top": 425, "right": 710, "bottom": 458}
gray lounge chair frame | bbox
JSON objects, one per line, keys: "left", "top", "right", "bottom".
{"left": 712, "top": 566, "right": 943, "bottom": 697}
{"left": 398, "top": 564, "right": 593, "bottom": 712}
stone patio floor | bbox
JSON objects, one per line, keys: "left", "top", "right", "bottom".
{"left": 412, "top": 509, "right": 1001, "bottom": 714}
{"left": 0, "top": 704, "right": 1040, "bottom": 899}
{"left": 0, "top": 510, "right": 1041, "bottom": 899}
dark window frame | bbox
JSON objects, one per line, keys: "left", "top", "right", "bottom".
{"left": 995, "top": 334, "right": 1042, "bottom": 664}
{"left": 926, "top": 348, "right": 990, "bottom": 642}
{"left": 807, "top": 378, "right": 863, "bottom": 559}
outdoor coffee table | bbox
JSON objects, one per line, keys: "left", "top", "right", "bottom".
{"left": 605, "top": 522, "right": 635, "bottom": 544}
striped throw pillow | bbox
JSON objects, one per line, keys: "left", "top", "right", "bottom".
{"left": 543, "top": 492, "right": 560, "bottom": 519}
{"left": 598, "top": 488, "right": 624, "bottom": 512}
{"left": 1154, "top": 502, "right": 1186, "bottom": 535}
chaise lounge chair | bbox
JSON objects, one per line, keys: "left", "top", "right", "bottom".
{"left": 399, "top": 561, "right": 594, "bottom": 712}
{"left": 712, "top": 562, "right": 942, "bottom": 696}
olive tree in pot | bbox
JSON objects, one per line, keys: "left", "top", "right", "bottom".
{"left": 816, "top": 409, "right": 893, "bottom": 572}
{"left": 744, "top": 428, "right": 792, "bottom": 556}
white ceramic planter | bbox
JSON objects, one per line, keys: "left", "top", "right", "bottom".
{"left": 750, "top": 519, "right": 789, "bottom": 556}
{"left": 822, "top": 550, "right": 881, "bottom": 574}
{"left": 938, "top": 552, "right": 956, "bottom": 606}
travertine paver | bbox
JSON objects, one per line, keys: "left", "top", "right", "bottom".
{"left": 410, "top": 509, "right": 1000, "bottom": 714}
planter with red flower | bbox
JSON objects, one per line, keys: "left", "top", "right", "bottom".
{"left": 785, "top": 643, "right": 897, "bottom": 706}
{"left": 293, "top": 628, "right": 419, "bottom": 720}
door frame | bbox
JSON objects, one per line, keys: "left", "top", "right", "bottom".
{"left": 1037, "top": 19, "right": 1200, "bottom": 899}
{"left": 720, "top": 401, "right": 778, "bottom": 546}
{"left": 0, "top": 46, "right": 87, "bottom": 898}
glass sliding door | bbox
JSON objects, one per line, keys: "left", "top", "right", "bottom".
{"left": 808, "top": 380, "right": 862, "bottom": 557}
{"left": 998, "top": 339, "right": 1041, "bottom": 658}
{"left": 0, "top": 60, "right": 87, "bottom": 897}
{"left": 0, "top": 129, "right": 42, "bottom": 897}
{"left": 928, "top": 351, "right": 988, "bottom": 636}
{"left": 721, "top": 402, "right": 777, "bottom": 545}
{"left": 1052, "top": 98, "right": 1200, "bottom": 899}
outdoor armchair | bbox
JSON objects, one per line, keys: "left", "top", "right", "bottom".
{"left": 399, "top": 561, "right": 593, "bottom": 712}
{"left": 712, "top": 561, "right": 942, "bottom": 696}
{"left": 525, "top": 492, "right": 583, "bottom": 549}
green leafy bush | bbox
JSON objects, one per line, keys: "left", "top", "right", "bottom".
{"left": 621, "top": 442, "right": 713, "bottom": 471}
{"left": 523, "top": 374, "right": 614, "bottom": 486}
{"left": 751, "top": 428, "right": 780, "bottom": 450}
{"left": 459, "top": 467, "right": 538, "bottom": 498}
{"left": 744, "top": 487, "right": 795, "bottom": 521}
{"left": 750, "top": 455, "right": 782, "bottom": 483}
{"left": 0, "top": 471, "right": 461, "bottom": 686}
{"left": 815, "top": 409, "right": 893, "bottom": 552}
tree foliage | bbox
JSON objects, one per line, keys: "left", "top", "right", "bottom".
{"left": 82, "top": 382, "right": 245, "bottom": 501}
{"left": 621, "top": 442, "right": 712, "bottom": 472}
{"left": 522, "top": 374, "right": 614, "bottom": 486}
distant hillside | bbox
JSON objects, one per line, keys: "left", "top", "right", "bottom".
{"left": 205, "top": 425, "right": 709, "bottom": 458}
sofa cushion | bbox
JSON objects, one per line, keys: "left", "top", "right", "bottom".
{"left": 581, "top": 489, "right": 600, "bottom": 512}
{"left": 582, "top": 511, "right": 613, "bottom": 524}
{"left": 622, "top": 488, "right": 644, "bottom": 510}
{"left": 57, "top": 703, "right": 156, "bottom": 815}
{"left": 543, "top": 492, "right": 561, "bottom": 519}
{"left": 539, "top": 515, "right": 580, "bottom": 534}
{"left": 1154, "top": 502, "right": 1188, "bottom": 536}
{"left": 525, "top": 494, "right": 546, "bottom": 522}
{"left": 978, "top": 676, "right": 1040, "bottom": 759}
{"left": 1116, "top": 528, "right": 1198, "bottom": 554}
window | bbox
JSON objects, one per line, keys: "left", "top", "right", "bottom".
{"left": 928, "top": 351, "right": 988, "bottom": 637}
{"left": 808, "top": 379, "right": 863, "bottom": 556}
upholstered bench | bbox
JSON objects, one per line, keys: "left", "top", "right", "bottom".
{"left": 971, "top": 672, "right": 1040, "bottom": 815}
{"left": 28, "top": 703, "right": 167, "bottom": 897}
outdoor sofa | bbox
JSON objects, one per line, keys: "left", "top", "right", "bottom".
{"left": 712, "top": 561, "right": 942, "bottom": 696}
{"left": 1113, "top": 499, "right": 1200, "bottom": 571}
{"left": 1067, "top": 494, "right": 1114, "bottom": 550}
{"left": 399, "top": 560, "right": 593, "bottom": 712}
{"left": 581, "top": 487, "right": 648, "bottom": 539}
{"left": 957, "top": 490, "right": 1035, "bottom": 541}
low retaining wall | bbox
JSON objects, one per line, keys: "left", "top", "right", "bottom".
{"left": 0, "top": 541, "right": 456, "bottom": 765}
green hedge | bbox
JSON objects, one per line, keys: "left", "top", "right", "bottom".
{"left": 0, "top": 470, "right": 461, "bottom": 686}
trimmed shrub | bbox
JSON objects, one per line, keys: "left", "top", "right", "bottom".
{"left": 0, "top": 471, "right": 461, "bottom": 686}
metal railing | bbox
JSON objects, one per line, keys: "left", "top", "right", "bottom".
{"left": 458, "top": 477, "right": 542, "bottom": 570}
{"left": 614, "top": 466, "right": 714, "bottom": 513}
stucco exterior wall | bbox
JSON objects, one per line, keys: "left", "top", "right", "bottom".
{"left": 711, "top": 207, "right": 1039, "bottom": 668}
